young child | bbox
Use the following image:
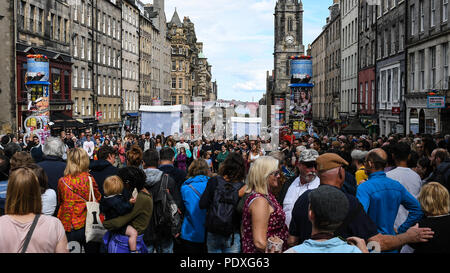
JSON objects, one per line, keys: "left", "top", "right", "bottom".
{"left": 100, "top": 176, "right": 139, "bottom": 253}
{"left": 204, "top": 150, "right": 213, "bottom": 172}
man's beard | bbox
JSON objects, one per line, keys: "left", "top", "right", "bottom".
{"left": 301, "top": 172, "right": 317, "bottom": 183}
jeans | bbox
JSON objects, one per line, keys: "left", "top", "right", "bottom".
{"left": 147, "top": 239, "right": 174, "bottom": 253}
{"left": 206, "top": 232, "right": 241, "bottom": 253}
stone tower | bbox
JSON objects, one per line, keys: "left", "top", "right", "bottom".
{"left": 273, "top": 0, "right": 304, "bottom": 98}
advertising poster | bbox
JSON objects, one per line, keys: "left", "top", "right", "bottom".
{"left": 24, "top": 55, "right": 51, "bottom": 145}
{"left": 289, "top": 56, "right": 313, "bottom": 132}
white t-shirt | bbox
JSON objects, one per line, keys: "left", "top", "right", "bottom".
{"left": 41, "top": 189, "right": 57, "bottom": 216}
{"left": 176, "top": 142, "right": 190, "bottom": 153}
{"left": 386, "top": 167, "right": 423, "bottom": 230}
{"left": 283, "top": 175, "right": 320, "bottom": 228}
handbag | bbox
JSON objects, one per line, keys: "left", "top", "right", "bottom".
{"left": 61, "top": 176, "right": 106, "bottom": 243}
{"left": 85, "top": 176, "right": 107, "bottom": 243}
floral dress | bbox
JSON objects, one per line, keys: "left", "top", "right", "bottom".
{"left": 241, "top": 192, "right": 289, "bottom": 253}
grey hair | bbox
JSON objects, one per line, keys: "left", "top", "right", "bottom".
{"left": 42, "top": 137, "right": 66, "bottom": 158}
{"left": 351, "top": 149, "right": 368, "bottom": 163}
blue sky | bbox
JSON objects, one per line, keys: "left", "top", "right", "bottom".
{"left": 145, "top": 0, "right": 331, "bottom": 102}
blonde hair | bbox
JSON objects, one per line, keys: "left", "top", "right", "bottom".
{"left": 5, "top": 167, "right": 42, "bottom": 215}
{"left": 245, "top": 156, "right": 279, "bottom": 195}
{"left": 64, "top": 148, "right": 90, "bottom": 177}
{"left": 103, "top": 175, "right": 124, "bottom": 196}
{"left": 418, "top": 182, "right": 450, "bottom": 216}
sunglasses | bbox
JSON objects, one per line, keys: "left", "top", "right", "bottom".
{"left": 268, "top": 170, "right": 281, "bottom": 177}
{"left": 302, "top": 161, "right": 317, "bottom": 169}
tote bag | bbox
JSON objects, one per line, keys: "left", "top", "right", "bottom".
{"left": 85, "top": 176, "right": 107, "bottom": 243}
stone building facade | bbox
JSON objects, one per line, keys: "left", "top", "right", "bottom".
{"left": 91, "top": 0, "right": 122, "bottom": 134}
{"left": 15, "top": 0, "right": 73, "bottom": 133}
{"left": 138, "top": 2, "right": 153, "bottom": 106}
{"left": 168, "top": 10, "right": 192, "bottom": 105}
{"left": 121, "top": 0, "right": 140, "bottom": 132}
{"left": 376, "top": 0, "right": 407, "bottom": 136}
{"left": 406, "top": 0, "right": 450, "bottom": 135}
{"left": 341, "top": 0, "right": 358, "bottom": 118}
{"left": 358, "top": 0, "right": 378, "bottom": 133}
{"left": 67, "top": 0, "right": 97, "bottom": 131}
{"left": 0, "top": 0, "right": 17, "bottom": 135}
{"left": 145, "top": 0, "right": 172, "bottom": 105}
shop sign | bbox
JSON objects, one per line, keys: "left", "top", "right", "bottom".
{"left": 427, "top": 96, "right": 445, "bottom": 108}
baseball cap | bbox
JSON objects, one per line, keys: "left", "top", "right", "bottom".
{"left": 309, "top": 185, "right": 349, "bottom": 231}
{"left": 316, "top": 153, "right": 348, "bottom": 173}
{"left": 299, "top": 149, "right": 319, "bottom": 162}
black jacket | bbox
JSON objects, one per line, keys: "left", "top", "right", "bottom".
{"left": 100, "top": 194, "right": 133, "bottom": 221}
{"left": 38, "top": 155, "right": 67, "bottom": 193}
{"left": 158, "top": 164, "right": 186, "bottom": 214}
{"left": 89, "top": 159, "right": 118, "bottom": 196}
{"left": 426, "top": 159, "right": 450, "bottom": 193}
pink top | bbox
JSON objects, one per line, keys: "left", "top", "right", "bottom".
{"left": 0, "top": 215, "right": 66, "bottom": 253}
{"left": 241, "top": 192, "right": 289, "bottom": 253}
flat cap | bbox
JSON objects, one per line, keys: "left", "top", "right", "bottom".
{"left": 316, "top": 153, "right": 348, "bottom": 173}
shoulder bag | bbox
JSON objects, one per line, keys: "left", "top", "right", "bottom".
{"left": 20, "top": 214, "right": 41, "bottom": 253}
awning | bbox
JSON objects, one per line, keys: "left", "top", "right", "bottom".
{"left": 126, "top": 112, "right": 139, "bottom": 117}
{"left": 50, "top": 112, "right": 86, "bottom": 129}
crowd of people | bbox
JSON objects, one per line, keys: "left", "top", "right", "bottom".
{"left": 0, "top": 128, "right": 449, "bottom": 253}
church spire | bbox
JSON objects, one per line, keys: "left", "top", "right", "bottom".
{"left": 170, "top": 8, "right": 182, "bottom": 27}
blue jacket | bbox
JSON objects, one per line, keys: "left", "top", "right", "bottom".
{"left": 356, "top": 171, "right": 423, "bottom": 236}
{"left": 180, "top": 175, "right": 209, "bottom": 243}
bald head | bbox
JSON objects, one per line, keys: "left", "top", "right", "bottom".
{"left": 365, "top": 148, "right": 388, "bottom": 173}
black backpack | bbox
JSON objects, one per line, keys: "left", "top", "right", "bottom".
{"left": 152, "top": 174, "right": 182, "bottom": 238}
{"left": 205, "top": 176, "right": 243, "bottom": 236}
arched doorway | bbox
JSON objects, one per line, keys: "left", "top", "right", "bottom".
{"left": 409, "top": 108, "right": 418, "bottom": 135}
{"left": 419, "top": 109, "right": 425, "bottom": 134}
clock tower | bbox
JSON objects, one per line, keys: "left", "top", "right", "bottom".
{"left": 273, "top": 0, "right": 304, "bottom": 98}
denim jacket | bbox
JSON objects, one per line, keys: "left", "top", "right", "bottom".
{"left": 356, "top": 171, "right": 423, "bottom": 236}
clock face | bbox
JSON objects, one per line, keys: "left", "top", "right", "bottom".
{"left": 285, "top": 35, "right": 294, "bottom": 44}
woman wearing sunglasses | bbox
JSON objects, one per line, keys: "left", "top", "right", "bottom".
{"left": 241, "top": 156, "right": 289, "bottom": 253}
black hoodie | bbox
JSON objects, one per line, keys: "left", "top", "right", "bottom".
{"left": 89, "top": 159, "right": 118, "bottom": 196}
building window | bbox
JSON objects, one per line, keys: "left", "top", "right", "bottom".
{"left": 419, "top": 0, "right": 424, "bottom": 32}
{"left": 74, "top": 98, "right": 79, "bottom": 115}
{"left": 178, "top": 78, "right": 183, "bottom": 89}
{"left": 81, "top": 37, "right": 85, "bottom": 59}
{"left": 88, "top": 98, "right": 92, "bottom": 116}
{"left": 410, "top": 53, "right": 415, "bottom": 92}
{"left": 87, "top": 70, "right": 91, "bottom": 89}
{"left": 430, "top": 47, "right": 436, "bottom": 89}
{"left": 73, "top": 35, "right": 78, "bottom": 57}
{"left": 81, "top": 68, "right": 85, "bottom": 89}
{"left": 443, "top": 43, "right": 449, "bottom": 89}
{"left": 73, "top": 67, "right": 78, "bottom": 88}
{"left": 172, "top": 78, "right": 176, "bottom": 89}
{"left": 419, "top": 50, "right": 425, "bottom": 90}
{"left": 444, "top": 0, "right": 449, "bottom": 22}
{"left": 431, "top": 0, "right": 436, "bottom": 27}
{"left": 172, "top": 96, "right": 177, "bottom": 105}
{"left": 97, "top": 76, "right": 101, "bottom": 95}
{"left": 81, "top": 98, "right": 85, "bottom": 116}
{"left": 103, "top": 76, "right": 106, "bottom": 95}
{"left": 411, "top": 5, "right": 415, "bottom": 36}
{"left": 108, "top": 77, "right": 111, "bottom": 95}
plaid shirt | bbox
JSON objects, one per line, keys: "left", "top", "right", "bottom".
{"left": 57, "top": 172, "right": 101, "bottom": 232}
